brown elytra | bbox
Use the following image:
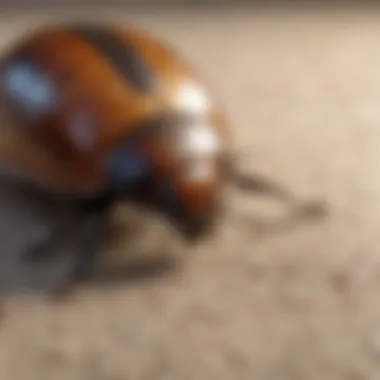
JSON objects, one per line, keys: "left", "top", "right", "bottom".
{"left": 0, "top": 23, "right": 229, "bottom": 215}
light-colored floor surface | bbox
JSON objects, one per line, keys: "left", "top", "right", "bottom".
{"left": 1, "top": 5, "right": 380, "bottom": 379}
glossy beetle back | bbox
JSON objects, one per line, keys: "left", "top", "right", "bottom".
{"left": 0, "top": 23, "right": 230, "bottom": 197}
{"left": 0, "top": 22, "right": 230, "bottom": 238}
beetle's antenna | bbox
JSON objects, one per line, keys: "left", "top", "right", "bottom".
{"left": 229, "top": 145, "right": 255, "bottom": 162}
{"left": 227, "top": 164, "right": 327, "bottom": 231}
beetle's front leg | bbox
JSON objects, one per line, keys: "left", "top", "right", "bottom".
{"left": 52, "top": 196, "right": 111, "bottom": 296}
{"left": 68, "top": 209, "right": 106, "bottom": 282}
{"left": 24, "top": 217, "right": 72, "bottom": 262}
{"left": 22, "top": 192, "right": 111, "bottom": 296}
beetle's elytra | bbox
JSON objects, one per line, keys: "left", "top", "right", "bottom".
{"left": 0, "top": 22, "right": 326, "bottom": 294}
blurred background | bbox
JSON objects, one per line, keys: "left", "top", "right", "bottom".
{"left": 1, "top": 1, "right": 380, "bottom": 379}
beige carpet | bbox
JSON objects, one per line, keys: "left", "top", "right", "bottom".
{"left": 1, "top": 5, "right": 380, "bottom": 379}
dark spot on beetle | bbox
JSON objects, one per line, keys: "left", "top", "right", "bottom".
{"left": 70, "top": 24, "right": 157, "bottom": 94}
{"left": 106, "top": 144, "right": 151, "bottom": 190}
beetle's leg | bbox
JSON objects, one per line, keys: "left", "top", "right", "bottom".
{"left": 52, "top": 196, "right": 111, "bottom": 295}
{"left": 24, "top": 218, "right": 73, "bottom": 262}
{"left": 68, "top": 209, "right": 106, "bottom": 282}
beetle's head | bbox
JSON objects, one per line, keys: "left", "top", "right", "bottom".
{"left": 152, "top": 114, "right": 228, "bottom": 241}
{"left": 105, "top": 111, "right": 228, "bottom": 241}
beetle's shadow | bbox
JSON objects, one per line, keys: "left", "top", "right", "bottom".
{"left": 0, "top": 170, "right": 327, "bottom": 298}
{"left": 0, "top": 180, "right": 180, "bottom": 299}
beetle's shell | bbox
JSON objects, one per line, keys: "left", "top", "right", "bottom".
{"left": 0, "top": 23, "right": 229, "bottom": 196}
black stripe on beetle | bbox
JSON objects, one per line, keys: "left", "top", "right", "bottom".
{"left": 70, "top": 25, "right": 156, "bottom": 94}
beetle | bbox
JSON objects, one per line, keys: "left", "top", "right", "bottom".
{"left": 0, "top": 22, "right": 326, "bottom": 293}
